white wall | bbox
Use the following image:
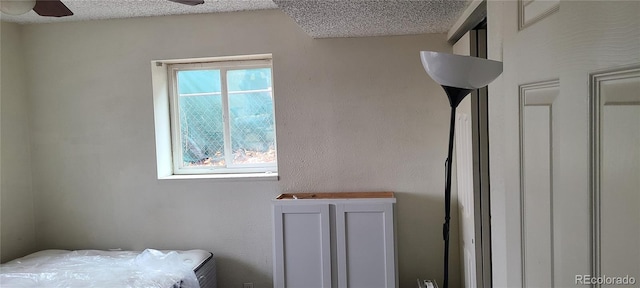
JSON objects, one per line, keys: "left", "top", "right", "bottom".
{"left": 16, "top": 10, "right": 457, "bottom": 287}
{"left": 0, "top": 21, "right": 37, "bottom": 263}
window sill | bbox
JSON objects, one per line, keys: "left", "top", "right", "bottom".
{"left": 159, "top": 173, "right": 278, "bottom": 181}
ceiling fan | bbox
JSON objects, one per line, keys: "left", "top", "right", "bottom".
{"left": 0, "top": 0, "right": 204, "bottom": 17}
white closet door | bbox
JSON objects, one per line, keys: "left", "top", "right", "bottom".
{"left": 456, "top": 112, "right": 477, "bottom": 288}
{"left": 489, "top": 1, "right": 640, "bottom": 287}
{"left": 453, "top": 31, "right": 479, "bottom": 288}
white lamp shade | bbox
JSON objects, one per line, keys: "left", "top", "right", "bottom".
{"left": 0, "top": 0, "right": 36, "bottom": 15}
{"left": 420, "top": 51, "right": 503, "bottom": 90}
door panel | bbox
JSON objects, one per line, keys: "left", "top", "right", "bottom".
{"left": 519, "top": 80, "right": 558, "bottom": 287}
{"left": 273, "top": 204, "right": 332, "bottom": 288}
{"left": 592, "top": 67, "right": 640, "bottom": 287}
{"left": 335, "top": 203, "right": 396, "bottom": 288}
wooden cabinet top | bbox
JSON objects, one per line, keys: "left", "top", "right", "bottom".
{"left": 275, "top": 192, "right": 395, "bottom": 200}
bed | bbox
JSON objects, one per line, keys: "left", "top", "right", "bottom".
{"left": 0, "top": 249, "right": 216, "bottom": 288}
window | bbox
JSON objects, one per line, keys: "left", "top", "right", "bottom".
{"left": 166, "top": 57, "right": 277, "bottom": 176}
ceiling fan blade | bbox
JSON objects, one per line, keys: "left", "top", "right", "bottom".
{"left": 167, "top": 0, "right": 204, "bottom": 6}
{"left": 33, "top": 0, "right": 73, "bottom": 17}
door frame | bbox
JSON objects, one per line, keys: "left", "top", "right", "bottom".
{"left": 448, "top": 1, "right": 493, "bottom": 287}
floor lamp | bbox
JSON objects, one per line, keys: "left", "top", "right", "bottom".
{"left": 419, "top": 51, "right": 503, "bottom": 288}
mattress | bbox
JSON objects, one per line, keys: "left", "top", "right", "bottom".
{"left": 0, "top": 249, "right": 216, "bottom": 288}
{"left": 191, "top": 251, "right": 216, "bottom": 288}
{"left": 156, "top": 249, "right": 216, "bottom": 288}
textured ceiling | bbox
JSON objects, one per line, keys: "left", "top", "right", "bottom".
{"left": 274, "top": 0, "right": 470, "bottom": 38}
{"left": 0, "top": 0, "right": 470, "bottom": 38}
{"left": 0, "top": 0, "right": 278, "bottom": 24}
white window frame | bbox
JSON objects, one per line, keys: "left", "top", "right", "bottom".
{"left": 166, "top": 57, "right": 277, "bottom": 175}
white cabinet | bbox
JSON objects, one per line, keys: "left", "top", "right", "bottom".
{"left": 272, "top": 192, "right": 397, "bottom": 288}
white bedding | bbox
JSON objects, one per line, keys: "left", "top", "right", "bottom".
{"left": 0, "top": 249, "right": 202, "bottom": 288}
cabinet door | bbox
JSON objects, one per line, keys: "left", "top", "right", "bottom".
{"left": 273, "top": 204, "right": 332, "bottom": 288}
{"left": 335, "top": 203, "right": 396, "bottom": 288}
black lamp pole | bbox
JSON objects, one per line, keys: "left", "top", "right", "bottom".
{"left": 440, "top": 86, "right": 472, "bottom": 288}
